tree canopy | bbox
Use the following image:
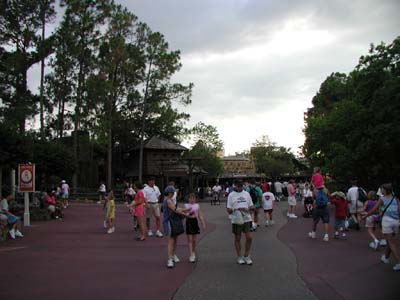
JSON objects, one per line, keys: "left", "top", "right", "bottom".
{"left": 303, "top": 36, "right": 400, "bottom": 189}
{"left": 0, "top": 0, "right": 193, "bottom": 189}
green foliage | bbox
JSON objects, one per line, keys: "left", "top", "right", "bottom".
{"left": 185, "top": 141, "right": 224, "bottom": 177}
{"left": 251, "top": 135, "right": 296, "bottom": 178}
{"left": 187, "top": 122, "right": 224, "bottom": 153}
{"left": 303, "top": 37, "right": 400, "bottom": 188}
{"left": 0, "top": 0, "right": 193, "bottom": 188}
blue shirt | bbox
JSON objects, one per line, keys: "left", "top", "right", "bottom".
{"left": 381, "top": 196, "right": 399, "bottom": 220}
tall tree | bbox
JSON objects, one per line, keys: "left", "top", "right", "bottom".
{"left": 136, "top": 25, "right": 193, "bottom": 181}
{"left": 303, "top": 37, "right": 400, "bottom": 188}
{"left": 0, "top": 0, "right": 55, "bottom": 133}
{"left": 58, "top": 0, "right": 111, "bottom": 189}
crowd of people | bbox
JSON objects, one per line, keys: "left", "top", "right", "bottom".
{"left": 101, "top": 178, "right": 206, "bottom": 268}
{"left": 2, "top": 169, "right": 399, "bottom": 273}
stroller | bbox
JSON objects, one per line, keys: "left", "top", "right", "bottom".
{"left": 303, "top": 196, "right": 314, "bottom": 218}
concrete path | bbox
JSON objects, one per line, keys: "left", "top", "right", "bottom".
{"left": 174, "top": 202, "right": 316, "bottom": 300}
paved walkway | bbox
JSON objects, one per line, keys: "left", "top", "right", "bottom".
{"left": 1, "top": 199, "right": 399, "bottom": 300}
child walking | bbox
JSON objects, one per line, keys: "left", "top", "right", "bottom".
{"left": 262, "top": 190, "right": 275, "bottom": 226}
{"left": 106, "top": 191, "right": 116, "bottom": 234}
{"left": 363, "top": 191, "right": 380, "bottom": 250}
{"left": 330, "top": 191, "right": 348, "bottom": 239}
{"left": 184, "top": 193, "right": 206, "bottom": 263}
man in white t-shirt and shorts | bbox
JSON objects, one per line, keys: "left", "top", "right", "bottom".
{"left": 227, "top": 179, "right": 255, "bottom": 265}
{"left": 144, "top": 177, "right": 163, "bottom": 237}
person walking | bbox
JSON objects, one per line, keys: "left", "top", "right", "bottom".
{"left": 347, "top": 179, "right": 366, "bottom": 230}
{"left": 61, "top": 180, "right": 70, "bottom": 208}
{"left": 106, "top": 191, "right": 116, "bottom": 234}
{"left": 98, "top": 181, "right": 106, "bottom": 204}
{"left": 184, "top": 193, "right": 206, "bottom": 263}
{"left": 227, "top": 179, "right": 255, "bottom": 265}
{"left": 363, "top": 183, "right": 400, "bottom": 271}
{"left": 262, "top": 189, "right": 275, "bottom": 226}
{"left": 130, "top": 182, "right": 146, "bottom": 241}
{"left": 363, "top": 191, "right": 380, "bottom": 250}
{"left": 287, "top": 179, "right": 298, "bottom": 218}
{"left": 330, "top": 191, "right": 348, "bottom": 239}
{"left": 163, "top": 186, "right": 186, "bottom": 268}
{"left": 143, "top": 178, "right": 163, "bottom": 237}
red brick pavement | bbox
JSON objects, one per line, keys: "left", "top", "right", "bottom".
{"left": 0, "top": 203, "right": 215, "bottom": 300}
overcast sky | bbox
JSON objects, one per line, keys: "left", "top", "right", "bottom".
{"left": 121, "top": 0, "right": 400, "bottom": 156}
{"left": 29, "top": 0, "right": 400, "bottom": 155}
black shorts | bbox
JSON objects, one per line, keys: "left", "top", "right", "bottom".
{"left": 186, "top": 218, "right": 200, "bottom": 235}
{"left": 232, "top": 221, "right": 252, "bottom": 235}
{"left": 313, "top": 205, "right": 330, "bottom": 224}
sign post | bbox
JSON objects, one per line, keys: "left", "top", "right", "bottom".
{"left": 18, "top": 164, "right": 35, "bottom": 226}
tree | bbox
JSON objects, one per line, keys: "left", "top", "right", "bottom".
{"left": 58, "top": 0, "right": 112, "bottom": 189}
{"left": 136, "top": 26, "right": 193, "bottom": 181}
{"left": 251, "top": 135, "right": 296, "bottom": 178}
{"left": 184, "top": 141, "right": 224, "bottom": 177}
{"left": 303, "top": 37, "right": 400, "bottom": 188}
{"left": 187, "top": 122, "right": 224, "bottom": 153}
{"left": 0, "top": 0, "right": 55, "bottom": 133}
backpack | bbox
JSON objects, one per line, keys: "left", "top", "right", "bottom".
{"left": 316, "top": 189, "right": 328, "bottom": 206}
{"left": 358, "top": 188, "right": 368, "bottom": 203}
{"left": 249, "top": 186, "right": 258, "bottom": 204}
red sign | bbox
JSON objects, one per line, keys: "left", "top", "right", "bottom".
{"left": 18, "top": 164, "right": 35, "bottom": 192}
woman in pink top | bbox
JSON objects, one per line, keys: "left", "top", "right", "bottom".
{"left": 184, "top": 193, "right": 206, "bottom": 263}
{"left": 130, "top": 182, "right": 146, "bottom": 241}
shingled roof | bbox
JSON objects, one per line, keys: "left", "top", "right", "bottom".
{"left": 128, "top": 136, "right": 188, "bottom": 151}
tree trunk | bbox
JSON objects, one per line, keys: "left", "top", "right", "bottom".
{"left": 39, "top": 2, "right": 46, "bottom": 140}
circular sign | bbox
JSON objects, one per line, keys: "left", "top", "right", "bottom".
{"left": 21, "top": 169, "right": 33, "bottom": 183}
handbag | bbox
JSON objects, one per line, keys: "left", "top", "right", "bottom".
{"left": 169, "top": 211, "right": 184, "bottom": 236}
{"left": 378, "top": 196, "right": 395, "bottom": 227}
{"left": 231, "top": 210, "right": 245, "bottom": 225}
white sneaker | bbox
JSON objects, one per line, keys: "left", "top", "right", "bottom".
{"left": 369, "top": 241, "right": 375, "bottom": 249}
{"left": 381, "top": 255, "right": 390, "bottom": 264}
{"left": 189, "top": 254, "right": 196, "bottom": 263}
{"left": 380, "top": 239, "right": 387, "bottom": 246}
{"left": 172, "top": 255, "right": 180, "bottom": 263}
{"left": 111, "top": 226, "right": 115, "bottom": 233}
{"left": 147, "top": 230, "right": 154, "bottom": 237}
{"left": 334, "top": 232, "right": 339, "bottom": 239}
{"left": 9, "top": 229, "right": 16, "bottom": 239}
{"left": 373, "top": 239, "right": 380, "bottom": 250}
{"left": 323, "top": 234, "right": 329, "bottom": 242}
{"left": 243, "top": 256, "right": 253, "bottom": 265}
{"left": 107, "top": 228, "right": 113, "bottom": 234}
{"left": 308, "top": 231, "right": 316, "bottom": 239}
{"left": 341, "top": 233, "right": 346, "bottom": 239}
{"left": 237, "top": 256, "right": 245, "bottom": 265}
{"left": 167, "top": 258, "right": 174, "bottom": 268}
{"left": 265, "top": 220, "right": 269, "bottom": 227}
{"left": 252, "top": 222, "right": 258, "bottom": 230}
{"left": 15, "top": 230, "right": 24, "bottom": 238}
{"left": 290, "top": 214, "right": 298, "bottom": 218}
{"left": 103, "top": 220, "right": 107, "bottom": 228}
{"left": 155, "top": 230, "right": 163, "bottom": 237}
{"left": 287, "top": 212, "right": 290, "bottom": 217}
{"left": 393, "top": 264, "right": 400, "bottom": 271}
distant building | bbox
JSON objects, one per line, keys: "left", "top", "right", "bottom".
{"left": 220, "top": 156, "right": 257, "bottom": 178}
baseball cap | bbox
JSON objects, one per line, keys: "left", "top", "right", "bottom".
{"left": 164, "top": 186, "right": 176, "bottom": 194}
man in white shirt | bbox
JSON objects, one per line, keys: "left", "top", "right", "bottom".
{"left": 212, "top": 183, "right": 222, "bottom": 205}
{"left": 143, "top": 177, "right": 163, "bottom": 237}
{"left": 227, "top": 179, "right": 255, "bottom": 265}
{"left": 347, "top": 179, "right": 365, "bottom": 230}
{"left": 274, "top": 180, "right": 283, "bottom": 202}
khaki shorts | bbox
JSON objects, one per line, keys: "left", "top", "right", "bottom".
{"left": 382, "top": 216, "right": 399, "bottom": 235}
{"left": 288, "top": 196, "right": 296, "bottom": 206}
{"left": 145, "top": 203, "right": 161, "bottom": 218}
